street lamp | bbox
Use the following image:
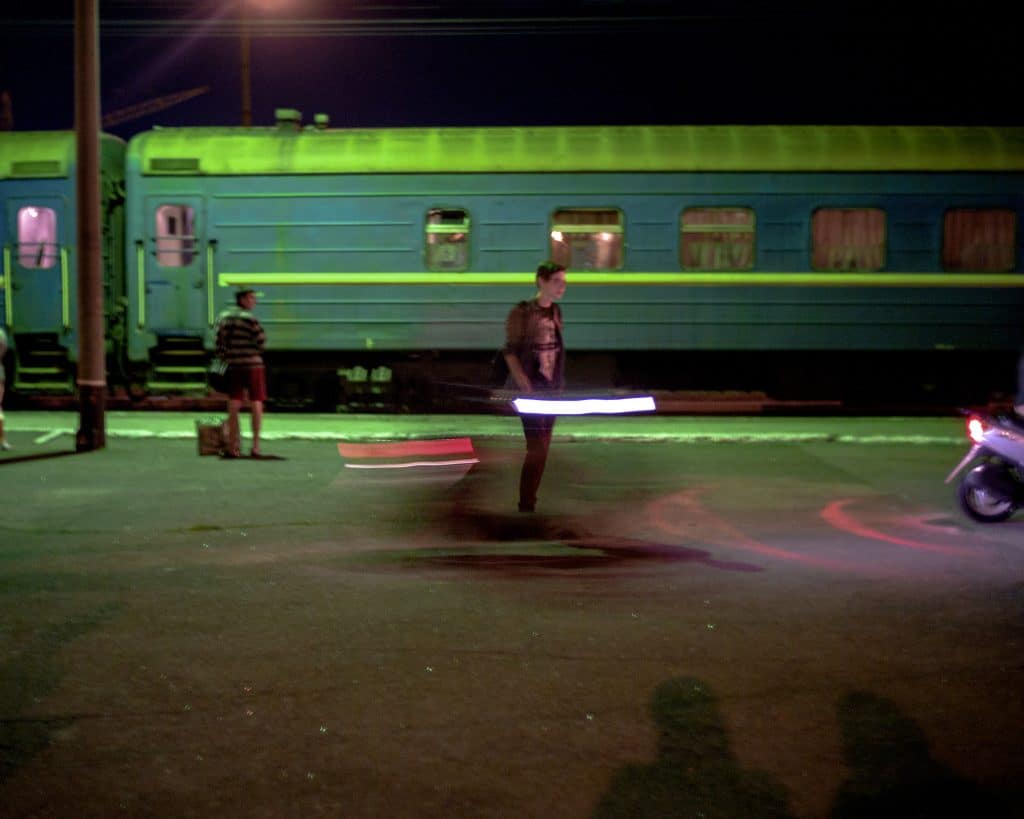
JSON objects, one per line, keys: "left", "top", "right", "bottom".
{"left": 239, "top": 0, "right": 287, "bottom": 126}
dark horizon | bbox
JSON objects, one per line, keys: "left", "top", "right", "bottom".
{"left": 1, "top": 1, "right": 1019, "bottom": 140}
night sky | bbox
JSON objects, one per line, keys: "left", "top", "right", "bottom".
{"left": 1, "top": 1, "right": 1019, "bottom": 140}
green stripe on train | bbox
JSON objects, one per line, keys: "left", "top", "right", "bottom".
{"left": 217, "top": 272, "right": 1024, "bottom": 287}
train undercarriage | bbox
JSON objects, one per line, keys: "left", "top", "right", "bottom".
{"left": 4, "top": 345, "right": 1020, "bottom": 416}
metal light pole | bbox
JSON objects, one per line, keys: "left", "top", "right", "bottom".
{"left": 74, "top": 0, "right": 105, "bottom": 451}
{"left": 240, "top": 0, "right": 252, "bottom": 126}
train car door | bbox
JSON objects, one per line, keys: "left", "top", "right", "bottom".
{"left": 3, "top": 196, "right": 70, "bottom": 336}
{"left": 140, "top": 196, "right": 207, "bottom": 333}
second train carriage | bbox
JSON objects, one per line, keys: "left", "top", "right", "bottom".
{"left": 0, "top": 131, "right": 126, "bottom": 393}
{"left": 122, "top": 117, "right": 1024, "bottom": 405}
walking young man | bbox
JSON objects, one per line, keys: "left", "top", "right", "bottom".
{"left": 215, "top": 288, "right": 267, "bottom": 458}
{"left": 503, "top": 261, "right": 567, "bottom": 512}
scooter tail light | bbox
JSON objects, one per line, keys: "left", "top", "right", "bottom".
{"left": 967, "top": 416, "right": 987, "bottom": 444}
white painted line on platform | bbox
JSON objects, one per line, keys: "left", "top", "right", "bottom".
{"left": 6, "top": 424, "right": 963, "bottom": 445}
{"left": 33, "top": 429, "right": 69, "bottom": 444}
{"left": 344, "top": 458, "right": 480, "bottom": 469}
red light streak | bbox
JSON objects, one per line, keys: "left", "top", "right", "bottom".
{"left": 338, "top": 438, "right": 475, "bottom": 458}
{"left": 820, "top": 499, "right": 975, "bottom": 556}
{"left": 648, "top": 487, "right": 856, "bottom": 571}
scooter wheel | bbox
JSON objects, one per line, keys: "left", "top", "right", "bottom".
{"left": 957, "top": 474, "right": 1016, "bottom": 523}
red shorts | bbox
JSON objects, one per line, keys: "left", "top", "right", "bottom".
{"left": 226, "top": 365, "right": 267, "bottom": 402}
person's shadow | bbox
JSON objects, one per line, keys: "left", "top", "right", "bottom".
{"left": 830, "top": 691, "right": 1009, "bottom": 818}
{"left": 592, "top": 677, "right": 795, "bottom": 818}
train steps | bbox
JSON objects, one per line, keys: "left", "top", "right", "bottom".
{"left": 12, "top": 338, "right": 74, "bottom": 393}
{"left": 147, "top": 336, "right": 209, "bottom": 393}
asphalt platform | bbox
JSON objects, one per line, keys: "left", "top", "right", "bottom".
{"left": 2, "top": 409, "right": 1022, "bottom": 818}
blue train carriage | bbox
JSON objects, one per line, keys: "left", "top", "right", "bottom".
{"left": 0, "top": 131, "right": 126, "bottom": 394}
{"left": 123, "top": 115, "right": 1024, "bottom": 405}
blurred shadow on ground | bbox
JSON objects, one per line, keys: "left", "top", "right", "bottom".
{"left": 341, "top": 449, "right": 765, "bottom": 574}
{"left": 440, "top": 452, "right": 763, "bottom": 573}
{"left": 0, "top": 603, "right": 120, "bottom": 785}
{"left": 413, "top": 509, "right": 764, "bottom": 575}
{"left": 830, "top": 691, "right": 1011, "bottom": 818}
{"left": 592, "top": 677, "right": 795, "bottom": 818}
{"left": 219, "top": 452, "right": 287, "bottom": 461}
{"left": 0, "top": 449, "right": 77, "bottom": 466}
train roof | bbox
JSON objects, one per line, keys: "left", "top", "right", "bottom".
{"left": 126, "top": 125, "right": 1024, "bottom": 175}
{"left": 0, "top": 132, "right": 126, "bottom": 180}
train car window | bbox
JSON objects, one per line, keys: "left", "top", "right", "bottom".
{"left": 811, "top": 208, "right": 886, "bottom": 271}
{"left": 680, "top": 208, "right": 755, "bottom": 270}
{"left": 942, "top": 209, "right": 1017, "bottom": 272}
{"left": 425, "top": 208, "right": 470, "bottom": 271}
{"left": 550, "top": 209, "right": 623, "bottom": 271}
{"left": 155, "top": 204, "right": 196, "bottom": 267}
{"left": 16, "top": 206, "right": 58, "bottom": 269}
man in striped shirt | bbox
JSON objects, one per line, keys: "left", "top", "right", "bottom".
{"left": 216, "top": 288, "right": 267, "bottom": 457}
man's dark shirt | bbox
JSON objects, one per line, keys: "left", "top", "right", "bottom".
{"left": 504, "top": 298, "right": 565, "bottom": 390}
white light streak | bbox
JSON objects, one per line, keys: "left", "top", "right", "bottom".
{"left": 344, "top": 458, "right": 480, "bottom": 469}
{"left": 513, "top": 396, "right": 656, "bottom": 415}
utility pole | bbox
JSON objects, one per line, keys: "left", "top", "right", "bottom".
{"left": 240, "top": 0, "right": 252, "bottom": 126}
{"left": 74, "top": 0, "right": 105, "bottom": 451}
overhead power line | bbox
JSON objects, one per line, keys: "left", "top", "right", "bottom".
{"left": 1, "top": 9, "right": 983, "bottom": 39}
{"left": 1, "top": 14, "right": 778, "bottom": 38}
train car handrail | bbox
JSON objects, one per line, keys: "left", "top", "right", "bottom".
{"left": 60, "top": 247, "right": 70, "bottom": 329}
{"left": 2, "top": 245, "right": 11, "bottom": 326}
{"left": 206, "top": 240, "right": 216, "bottom": 327}
{"left": 135, "top": 240, "right": 145, "bottom": 328}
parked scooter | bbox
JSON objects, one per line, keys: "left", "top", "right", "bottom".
{"left": 945, "top": 411, "right": 1024, "bottom": 522}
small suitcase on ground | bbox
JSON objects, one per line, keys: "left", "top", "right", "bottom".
{"left": 196, "top": 419, "right": 228, "bottom": 456}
